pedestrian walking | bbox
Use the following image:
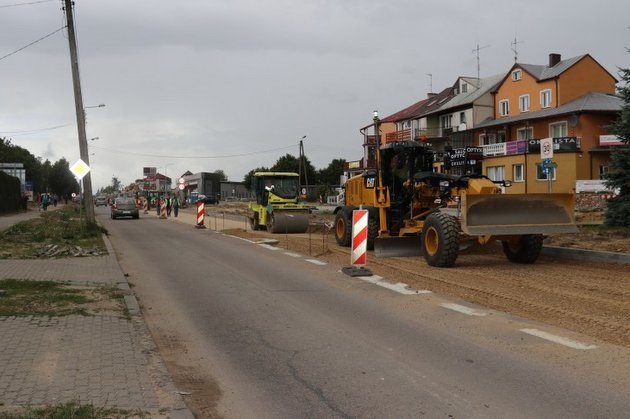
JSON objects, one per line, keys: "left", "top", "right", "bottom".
{"left": 166, "top": 194, "right": 172, "bottom": 217}
{"left": 156, "top": 197, "right": 161, "bottom": 216}
{"left": 53, "top": 195, "right": 58, "bottom": 207}
{"left": 172, "top": 195, "right": 179, "bottom": 218}
{"left": 41, "top": 193, "right": 49, "bottom": 211}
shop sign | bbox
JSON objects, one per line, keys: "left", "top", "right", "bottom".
{"left": 527, "top": 137, "right": 580, "bottom": 152}
{"left": 599, "top": 135, "right": 625, "bottom": 146}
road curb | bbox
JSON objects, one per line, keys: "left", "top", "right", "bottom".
{"left": 542, "top": 245, "right": 630, "bottom": 265}
{"left": 101, "top": 233, "right": 143, "bottom": 315}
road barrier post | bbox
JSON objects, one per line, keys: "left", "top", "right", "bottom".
{"left": 160, "top": 202, "right": 167, "bottom": 219}
{"left": 342, "top": 209, "right": 372, "bottom": 277}
{"left": 143, "top": 198, "right": 148, "bottom": 214}
{"left": 308, "top": 218, "right": 312, "bottom": 256}
{"left": 195, "top": 201, "right": 206, "bottom": 229}
{"left": 222, "top": 212, "right": 225, "bottom": 230}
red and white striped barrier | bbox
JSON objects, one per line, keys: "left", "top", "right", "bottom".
{"left": 351, "top": 209, "right": 368, "bottom": 266}
{"left": 196, "top": 201, "right": 206, "bottom": 228}
{"left": 160, "top": 202, "right": 167, "bottom": 219}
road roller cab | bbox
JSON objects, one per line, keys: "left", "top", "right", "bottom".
{"left": 248, "top": 172, "right": 310, "bottom": 233}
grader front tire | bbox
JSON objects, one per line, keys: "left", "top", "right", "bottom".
{"left": 421, "top": 212, "right": 460, "bottom": 267}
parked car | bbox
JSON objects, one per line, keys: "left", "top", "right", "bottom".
{"left": 94, "top": 195, "right": 108, "bottom": 207}
{"left": 111, "top": 197, "right": 139, "bottom": 219}
{"left": 197, "top": 194, "right": 219, "bottom": 205}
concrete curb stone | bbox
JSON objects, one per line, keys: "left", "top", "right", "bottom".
{"left": 542, "top": 245, "right": 630, "bottom": 265}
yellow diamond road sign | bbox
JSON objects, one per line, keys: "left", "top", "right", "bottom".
{"left": 70, "top": 159, "right": 91, "bottom": 180}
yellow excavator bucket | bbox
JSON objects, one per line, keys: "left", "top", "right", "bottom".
{"left": 461, "top": 193, "right": 578, "bottom": 236}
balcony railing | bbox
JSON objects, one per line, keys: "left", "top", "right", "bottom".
{"left": 385, "top": 129, "right": 412, "bottom": 143}
{"left": 363, "top": 135, "right": 377, "bottom": 147}
{"left": 481, "top": 140, "right": 530, "bottom": 157}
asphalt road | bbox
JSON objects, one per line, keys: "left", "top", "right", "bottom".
{"left": 98, "top": 207, "right": 630, "bottom": 418}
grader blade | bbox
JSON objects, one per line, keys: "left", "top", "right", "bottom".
{"left": 269, "top": 210, "right": 309, "bottom": 234}
{"left": 374, "top": 236, "right": 422, "bottom": 258}
{"left": 461, "top": 193, "right": 578, "bottom": 236}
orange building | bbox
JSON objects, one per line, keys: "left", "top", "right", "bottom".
{"left": 474, "top": 53, "right": 621, "bottom": 194}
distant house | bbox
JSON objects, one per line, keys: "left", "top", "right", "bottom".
{"left": 474, "top": 53, "right": 620, "bottom": 194}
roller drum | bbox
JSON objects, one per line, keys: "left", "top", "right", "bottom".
{"left": 269, "top": 210, "right": 309, "bottom": 234}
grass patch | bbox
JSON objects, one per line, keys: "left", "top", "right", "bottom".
{"left": 0, "top": 279, "right": 92, "bottom": 317}
{"left": 0, "top": 401, "right": 147, "bottom": 418}
{"left": 0, "top": 209, "right": 107, "bottom": 259}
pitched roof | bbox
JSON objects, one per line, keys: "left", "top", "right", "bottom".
{"left": 519, "top": 54, "right": 588, "bottom": 81}
{"left": 407, "top": 86, "right": 455, "bottom": 119}
{"left": 436, "top": 73, "right": 505, "bottom": 112}
{"left": 475, "top": 92, "right": 622, "bottom": 129}
{"left": 381, "top": 98, "right": 430, "bottom": 123}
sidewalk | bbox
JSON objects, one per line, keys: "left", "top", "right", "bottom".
{"left": 0, "top": 216, "right": 192, "bottom": 417}
{"left": 0, "top": 207, "right": 40, "bottom": 232}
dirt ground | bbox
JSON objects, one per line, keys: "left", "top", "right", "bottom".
{"left": 207, "top": 202, "right": 630, "bottom": 349}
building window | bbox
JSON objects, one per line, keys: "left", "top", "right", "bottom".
{"left": 512, "top": 69, "right": 522, "bottom": 81}
{"left": 516, "top": 127, "right": 533, "bottom": 140}
{"left": 536, "top": 163, "right": 556, "bottom": 180}
{"left": 540, "top": 89, "right": 552, "bottom": 108}
{"left": 485, "top": 133, "right": 497, "bottom": 145}
{"left": 599, "top": 165, "right": 609, "bottom": 178}
{"left": 479, "top": 133, "right": 486, "bottom": 145}
{"left": 487, "top": 166, "right": 505, "bottom": 181}
{"left": 498, "top": 130, "right": 506, "bottom": 143}
{"left": 513, "top": 164, "right": 525, "bottom": 182}
{"left": 499, "top": 99, "right": 509, "bottom": 116}
{"left": 460, "top": 111, "right": 466, "bottom": 124}
{"left": 462, "top": 83, "right": 468, "bottom": 93}
{"left": 549, "top": 121, "right": 568, "bottom": 137}
{"left": 519, "top": 94, "right": 530, "bottom": 112}
{"left": 440, "top": 114, "right": 452, "bottom": 128}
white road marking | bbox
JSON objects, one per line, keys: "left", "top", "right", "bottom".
{"left": 356, "top": 276, "right": 431, "bottom": 295}
{"left": 222, "top": 234, "right": 255, "bottom": 243}
{"left": 259, "top": 244, "right": 280, "bottom": 251}
{"left": 440, "top": 303, "right": 487, "bottom": 317}
{"left": 284, "top": 252, "right": 302, "bottom": 258}
{"left": 305, "top": 259, "right": 327, "bottom": 266}
{"left": 520, "top": 328, "right": 598, "bottom": 350}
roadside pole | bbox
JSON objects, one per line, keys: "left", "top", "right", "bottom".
{"left": 63, "top": 0, "right": 95, "bottom": 223}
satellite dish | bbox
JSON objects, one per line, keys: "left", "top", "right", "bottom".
{"left": 458, "top": 123, "right": 467, "bottom": 131}
{"left": 568, "top": 114, "right": 579, "bottom": 127}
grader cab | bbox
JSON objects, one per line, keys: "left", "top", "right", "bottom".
{"left": 333, "top": 141, "right": 577, "bottom": 267}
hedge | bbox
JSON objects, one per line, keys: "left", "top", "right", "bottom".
{"left": 0, "top": 171, "right": 21, "bottom": 213}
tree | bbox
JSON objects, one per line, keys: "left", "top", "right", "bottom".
{"left": 213, "top": 169, "right": 227, "bottom": 181}
{"left": 271, "top": 153, "right": 317, "bottom": 185}
{"left": 0, "top": 138, "right": 45, "bottom": 194}
{"left": 604, "top": 64, "right": 630, "bottom": 226}
{"left": 48, "top": 158, "right": 79, "bottom": 197}
{"left": 100, "top": 176, "right": 121, "bottom": 195}
{"left": 317, "top": 158, "right": 346, "bottom": 186}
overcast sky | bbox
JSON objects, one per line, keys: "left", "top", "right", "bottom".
{"left": 0, "top": 0, "right": 628, "bottom": 190}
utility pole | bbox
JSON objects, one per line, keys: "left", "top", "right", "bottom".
{"left": 298, "top": 136, "right": 308, "bottom": 198}
{"left": 63, "top": 0, "right": 95, "bottom": 223}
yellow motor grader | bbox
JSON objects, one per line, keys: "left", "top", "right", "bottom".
{"left": 333, "top": 140, "right": 577, "bottom": 267}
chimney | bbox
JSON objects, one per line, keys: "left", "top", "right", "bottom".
{"left": 549, "top": 53, "right": 561, "bottom": 67}
{"left": 427, "top": 93, "right": 437, "bottom": 99}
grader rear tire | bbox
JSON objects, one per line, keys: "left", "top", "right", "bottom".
{"left": 421, "top": 212, "right": 459, "bottom": 267}
{"left": 334, "top": 211, "right": 352, "bottom": 247}
{"left": 502, "top": 234, "right": 543, "bottom": 264}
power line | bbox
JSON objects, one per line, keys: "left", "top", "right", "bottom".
{"left": 0, "top": 26, "right": 65, "bottom": 62}
{"left": 0, "top": 0, "right": 54, "bottom": 8}
{"left": 0, "top": 123, "right": 73, "bottom": 134}
{"left": 90, "top": 144, "right": 299, "bottom": 159}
